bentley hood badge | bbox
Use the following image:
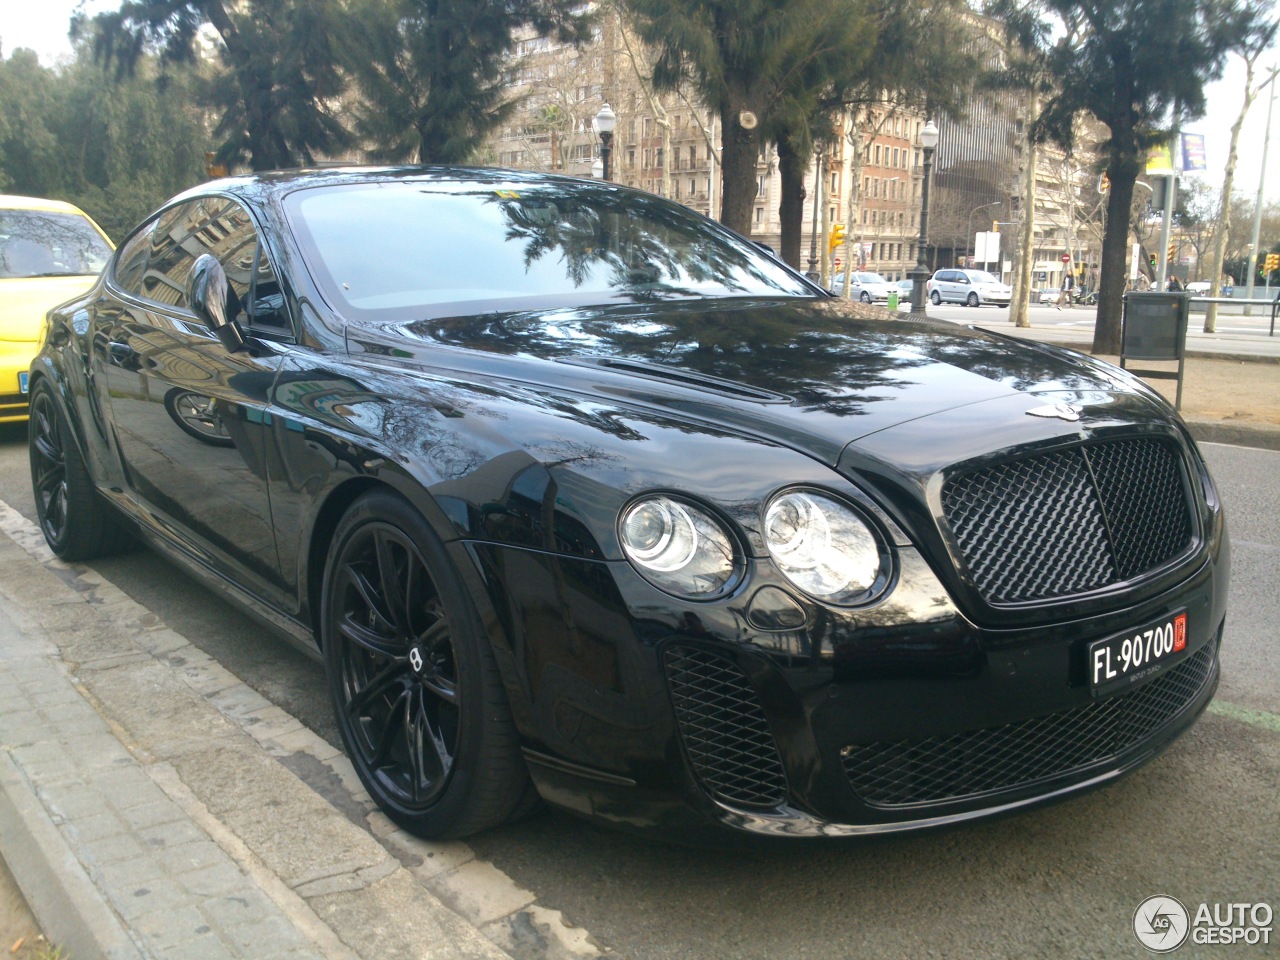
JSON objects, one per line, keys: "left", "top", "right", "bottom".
{"left": 1026, "top": 402, "right": 1083, "bottom": 422}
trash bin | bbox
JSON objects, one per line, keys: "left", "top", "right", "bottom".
{"left": 887, "top": 290, "right": 899, "bottom": 310}
{"left": 1121, "top": 291, "right": 1189, "bottom": 409}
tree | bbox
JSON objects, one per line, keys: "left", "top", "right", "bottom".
{"left": 623, "top": 0, "right": 865, "bottom": 240}
{"left": 343, "top": 0, "right": 593, "bottom": 165}
{"left": 1000, "top": 0, "right": 1271, "bottom": 354}
{"left": 1202, "top": 32, "right": 1278, "bottom": 330}
{"left": 0, "top": 46, "right": 208, "bottom": 238}
{"left": 82, "top": 0, "right": 350, "bottom": 171}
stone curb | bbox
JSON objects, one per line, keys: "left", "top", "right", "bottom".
{"left": 0, "top": 751, "right": 143, "bottom": 960}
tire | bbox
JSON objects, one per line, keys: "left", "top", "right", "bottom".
{"left": 322, "top": 489, "right": 533, "bottom": 839}
{"left": 28, "top": 382, "right": 133, "bottom": 561}
{"left": 967, "top": 292, "right": 980, "bottom": 307}
{"left": 860, "top": 291, "right": 872, "bottom": 304}
{"left": 929, "top": 290, "right": 941, "bottom": 305}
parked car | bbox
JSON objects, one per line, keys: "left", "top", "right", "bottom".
{"left": 0, "top": 195, "right": 113, "bottom": 422}
{"left": 1184, "top": 281, "right": 1211, "bottom": 295}
{"left": 928, "top": 268, "right": 1013, "bottom": 307}
{"left": 895, "top": 278, "right": 915, "bottom": 306}
{"left": 830, "top": 271, "right": 894, "bottom": 303}
{"left": 30, "top": 168, "right": 1227, "bottom": 841}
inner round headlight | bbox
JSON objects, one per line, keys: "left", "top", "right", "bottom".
{"left": 764, "top": 490, "right": 884, "bottom": 603}
{"left": 619, "top": 496, "right": 739, "bottom": 598}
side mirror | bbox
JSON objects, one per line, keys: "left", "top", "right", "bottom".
{"left": 189, "top": 254, "right": 247, "bottom": 353}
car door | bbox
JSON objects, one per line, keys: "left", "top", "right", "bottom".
{"left": 93, "top": 196, "right": 292, "bottom": 609}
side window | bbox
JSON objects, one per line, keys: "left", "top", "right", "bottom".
{"left": 112, "top": 219, "right": 157, "bottom": 296}
{"left": 141, "top": 197, "right": 259, "bottom": 313}
{"left": 142, "top": 200, "right": 207, "bottom": 307}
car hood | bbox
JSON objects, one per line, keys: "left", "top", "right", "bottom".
{"left": 0, "top": 275, "right": 98, "bottom": 342}
{"left": 346, "top": 298, "right": 1161, "bottom": 465}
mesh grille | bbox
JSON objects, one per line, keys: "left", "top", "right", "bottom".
{"left": 842, "top": 643, "right": 1216, "bottom": 808}
{"left": 1087, "top": 440, "right": 1191, "bottom": 577}
{"left": 941, "top": 439, "right": 1193, "bottom": 604}
{"left": 665, "top": 645, "right": 787, "bottom": 808}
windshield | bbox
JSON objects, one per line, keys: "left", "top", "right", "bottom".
{"left": 285, "top": 179, "right": 815, "bottom": 322}
{"left": 0, "top": 208, "right": 112, "bottom": 279}
{"left": 966, "top": 271, "right": 1000, "bottom": 285}
{"left": 857, "top": 273, "right": 886, "bottom": 283}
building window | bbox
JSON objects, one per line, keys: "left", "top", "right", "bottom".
{"left": 755, "top": 207, "right": 763, "bottom": 224}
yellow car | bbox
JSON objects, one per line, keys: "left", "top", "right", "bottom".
{"left": 1, "top": 195, "right": 114, "bottom": 422}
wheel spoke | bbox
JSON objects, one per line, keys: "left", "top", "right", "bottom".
{"left": 34, "top": 463, "right": 64, "bottom": 497}
{"left": 33, "top": 433, "right": 62, "bottom": 466}
{"left": 410, "top": 688, "right": 451, "bottom": 794}
{"left": 343, "top": 561, "right": 397, "bottom": 630}
{"left": 345, "top": 661, "right": 404, "bottom": 720}
{"left": 374, "top": 529, "right": 409, "bottom": 633}
{"left": 339, "top": 614, "right": 405, "bottom": 662}
{"left": 367, "top": 687, "right": 411, "bottom": 769}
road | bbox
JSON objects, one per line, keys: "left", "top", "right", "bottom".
{"left": 911, "top": 300, "right": 1280, "bottom": 339}
{"left": 0, "top": 424, "right": 1276, "bottom": 959}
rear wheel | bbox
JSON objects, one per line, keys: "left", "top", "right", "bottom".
{"left": 967, "top": 292, "right": 980, "bottom": 307}
{"left": 28, "top": 382, "right": 132, "bottom": 561}
{"left": 322, "top": 490, "right": 533, "bottom": 838}
{"left": 929, "top": 290, "right": 941, "bottom": 305}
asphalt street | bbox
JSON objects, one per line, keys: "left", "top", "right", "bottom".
{"left": 0, "top": 426, "right": 1276, "bottom": 960}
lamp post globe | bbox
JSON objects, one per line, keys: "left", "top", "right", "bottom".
{"left": 595, "top": 103, "right": 617, "bottom": 182}
{"left": 909, "top": 120, "right": 940, "bottom": 314}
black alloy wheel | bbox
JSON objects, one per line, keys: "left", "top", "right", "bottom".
{"left": 29, "top": 382, "right": 131, "bottom": 560}
{"left": 323, "top": 491, "right": 532, "bottom": 838}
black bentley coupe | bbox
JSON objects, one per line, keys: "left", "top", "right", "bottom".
{"left": 29, "top": 168, "right": 1228, "bottom": 839}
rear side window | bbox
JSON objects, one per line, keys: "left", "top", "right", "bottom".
{"left": 113, "top": 220, "right": 156, "bottom": 296}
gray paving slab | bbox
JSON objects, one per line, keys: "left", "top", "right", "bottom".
{"left": 0, "top": 523, "right": 521, "bottom": 960}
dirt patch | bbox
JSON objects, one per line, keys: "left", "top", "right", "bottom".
{"left": 1096, "top": 355, "right": 1280, "bottom": 427}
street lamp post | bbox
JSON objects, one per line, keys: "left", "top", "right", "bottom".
{"left": 909, "top": 120, "right": 940, "bottom": 314}
{"left": 595, "top": 103, "right": 616, "bottom": 181}
{"left": 966, "top": 201, "right": 1001, "bottom": 264}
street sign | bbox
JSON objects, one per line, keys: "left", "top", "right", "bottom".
{"left": 1061, "top": 254, "right": 1071, "bottom": 263}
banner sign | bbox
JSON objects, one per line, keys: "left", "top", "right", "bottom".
{"left": 1180, "top": 133, "right": 1207, "bottom": 172}
{"left": 1145, "top": 145, "right": 1175, "bottom": 176}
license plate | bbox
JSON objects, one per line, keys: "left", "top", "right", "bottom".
{"left": 1089, "top": 612, "right": 1187, "bottom": 697}
{"left": 18, "top": 371, "right": 28, "bottom": 395}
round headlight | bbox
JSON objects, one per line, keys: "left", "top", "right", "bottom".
{"left": 620, "top": 496, "right": 739, "bottom": 598}
{"left": 764, "top": 490, "right": 883, "bottom": 603}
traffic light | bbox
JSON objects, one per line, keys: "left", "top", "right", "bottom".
{"left": 1167, "top": 241, "right": 1177, "bottom": 264}
{"left": 829, "top": 224, "right": 846, "bottom": 253}
{"left": 1264, "top": 253, "right": 1280, "bottom": 274}
{"left": 1149, "top": 255, "right": 1157, "bottom": 268}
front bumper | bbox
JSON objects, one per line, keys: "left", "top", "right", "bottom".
{"left": 467, "top": 528, "right": 1228, "bottom": 839}
{"left": 0, "top": 341, "right": 35, "bottom": 422}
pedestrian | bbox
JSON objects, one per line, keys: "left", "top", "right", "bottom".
{"left": 1167, "top": 275, "right": 1182, "bottom": 292}
{"left": 1056, "top": 270, "right": 1075, "bottom": 310}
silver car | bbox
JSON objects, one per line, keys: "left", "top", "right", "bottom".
{"left": 831, "top": 271, "right": 894, "bottom": 303}
{"left": 927, "top": 268, "right": 1012, "bottom": 307}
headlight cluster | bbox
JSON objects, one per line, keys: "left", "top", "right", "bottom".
{"left": 764, "top": 490, "right": 883, "bottom": 603}
{"left": 618, "top": 489, "right": 887, "bottom": 604}
{"left": 619, "top": 497, "right": 739, "bottom": 598}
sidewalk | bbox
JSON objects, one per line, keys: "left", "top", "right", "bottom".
{"left": 0, "top": 504, "right": 596, "bottom": 960}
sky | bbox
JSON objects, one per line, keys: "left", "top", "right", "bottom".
{"left": 2, "top": 1, "right": 1277, "bottom": 207}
